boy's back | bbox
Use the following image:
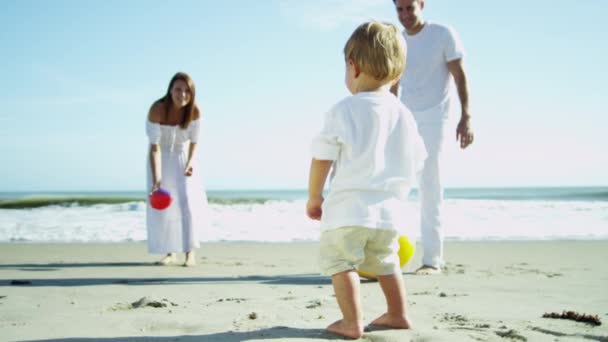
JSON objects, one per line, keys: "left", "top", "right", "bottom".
{"left": 312, "top": 89, "right": 425, "bottom": 232}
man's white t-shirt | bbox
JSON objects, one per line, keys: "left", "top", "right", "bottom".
{"left": 400, "top": 22, "right": 465, "bottom": 123}
{"left": 311, "top": 90, "right": 426, "bottom": 232}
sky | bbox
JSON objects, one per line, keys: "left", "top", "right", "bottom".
{"left": 1, "top": 0, "right": 607, "bottom": 191}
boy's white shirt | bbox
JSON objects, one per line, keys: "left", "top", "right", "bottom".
{"left": 311, "top": 90, "right": 427, "bottom": 232}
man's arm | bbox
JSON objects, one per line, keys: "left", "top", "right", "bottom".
{"left": 448, "top": 59, "right": 474, "bottom": 149}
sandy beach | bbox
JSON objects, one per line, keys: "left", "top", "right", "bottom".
{"left": 1, "top": 241, "right": 607, "bottom": 341}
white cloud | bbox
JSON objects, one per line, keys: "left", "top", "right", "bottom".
{"left": 278, "top": 0, "right": 395, "bottom": 31}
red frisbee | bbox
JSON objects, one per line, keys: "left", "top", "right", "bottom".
{"left": 149, "top": 188, "right": 172, "bottom": 210}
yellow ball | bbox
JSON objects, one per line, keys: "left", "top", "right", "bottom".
{"left": 357, "top": 235, "right": 415, "bottom": 280}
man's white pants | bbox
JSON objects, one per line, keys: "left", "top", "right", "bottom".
{"left": 416, "top": 121, "right": 447, "bottom": 268}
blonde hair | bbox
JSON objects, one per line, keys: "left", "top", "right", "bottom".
{"left": 343, "top": 21, "right": 406, "bottom": 82}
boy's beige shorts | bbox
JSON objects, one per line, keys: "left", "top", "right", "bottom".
{"left": 319, "top": 226, "right": 400, "bottom": 276}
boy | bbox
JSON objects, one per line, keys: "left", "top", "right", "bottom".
{"left": 307, "top": 21, "right": 426, "bottom": 339}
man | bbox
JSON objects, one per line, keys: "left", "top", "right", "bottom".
{"left": 391, "top": 0, "right": 475, "bottom": 275}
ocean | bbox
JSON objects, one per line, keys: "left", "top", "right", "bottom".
{"left": 0, "top": 187, "right": 607, "bottom": 243}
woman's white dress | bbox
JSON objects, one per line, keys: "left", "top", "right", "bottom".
{"left": 145, "top": 119, "right": 208, "bottom": 254}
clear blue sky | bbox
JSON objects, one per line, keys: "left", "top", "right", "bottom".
{"left": 1, "top": 0, "right": 606, "bottom": 191}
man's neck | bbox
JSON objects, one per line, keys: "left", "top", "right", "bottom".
{"left": 406, "top": 20, "right": 425, "bottom": 35}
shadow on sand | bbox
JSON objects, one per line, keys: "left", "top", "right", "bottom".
{"left": 2, "top": 273, "right": 332, "bottom": 287}
{"left": 25, "top": 326, "right": 344, "bottom": 341}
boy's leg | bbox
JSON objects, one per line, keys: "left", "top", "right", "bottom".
{"left": 360, "top": 229, "right": 411, "bottom": 329}
{"left": 370, "top": 273, "right": 412, "bottom": 329}
{"left": 329, "top": 270, "right": 364, "bottom": 339}
{"left": 319, "top": 227, "right": 367, "bottom": 338}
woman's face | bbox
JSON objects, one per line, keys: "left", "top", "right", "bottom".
{"left": 170, "top": 79, "right": 192, "bottom": 108}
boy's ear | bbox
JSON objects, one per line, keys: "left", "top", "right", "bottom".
{"left": 349, "top": 59, "right": 361, "bottom": 78}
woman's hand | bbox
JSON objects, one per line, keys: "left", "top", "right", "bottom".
{"left": 184, "top": 164, "right": 193, "bottom": 176}
{"left": 151, "top": 180, "right": 161, "bottom": 193}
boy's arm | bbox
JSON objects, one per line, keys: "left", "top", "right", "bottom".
{"left": 307, "top": 158, "right": 333, "bottom": 220}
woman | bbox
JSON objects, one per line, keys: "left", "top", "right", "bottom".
{"left": 146, "top": 72, "right": 207, "bottom": 266}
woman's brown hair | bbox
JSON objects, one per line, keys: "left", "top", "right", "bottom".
{"left": 156, "top": 72, "right": 197, "bottom": 129}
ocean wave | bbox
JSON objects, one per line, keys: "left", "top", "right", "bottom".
{"left": 2, "top": 187, "right": 608, "bottom": 209}
{"left": 444, "top": 187, "right": 608, "bottom": 201}
{"left": 0, "top": 196, "right": 278, "bottom": 209}
{"left": 0, "top": 198, "right": 607, "bottom": 243}
{"left": 0, "top": 197, "right": 143, "bottom": 209}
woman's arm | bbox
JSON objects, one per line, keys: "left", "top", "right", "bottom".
{"left": 184, "top": 142, "right": 197, "bottom": 176}
{"left": 185, "top": 105, "right": 201, "bottom": 176}
{"left": 148, "top": 102, "right": 163, "bottom": 190}
{"left": 149, "top": 144, "right": 161, "bottom": 190}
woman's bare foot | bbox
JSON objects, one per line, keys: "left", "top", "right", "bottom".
{"left": 326, "top": 319, "right": 364, "bottom": 339}
{"left": 183, "top": 251, "right": 195, "bottom": 267}
{"left": 415, "top": 265, "right": 441, "bottom": 275}
{"left": 156, "top": 253, "right": 176, "bottom": 266}
{"left": 369, "top": 313, "right": 412, "bottom": 329}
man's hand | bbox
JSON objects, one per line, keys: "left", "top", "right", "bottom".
{"left": 306, "top": 196, "right": 324, "bottom": 220}
{"left": 456, "top": 116, "right": 474, "bottom": 149}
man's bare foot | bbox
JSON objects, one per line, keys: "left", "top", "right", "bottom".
{"left": 369, "top": 313, "right": 412, "bottom": 329}
{"left": 156, "top": 253, "right": 176, "bottom": 266}
{"left": 415, "top": 265, "right": 441, "bottom": 275}
{"left": 326, "top": 319, "right": 364, "bottom": 339}
{"left": 183, "top": 252, "right": 195, "bottom": 267}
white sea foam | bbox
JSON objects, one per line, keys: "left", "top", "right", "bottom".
{"left": 0, "top": 199, "right": 607, "bottom": 242}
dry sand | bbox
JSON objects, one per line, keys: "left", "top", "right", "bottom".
{"left": 1, "top": 241, "right": 607, "bottom": 341}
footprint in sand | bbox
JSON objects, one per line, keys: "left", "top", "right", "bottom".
{"left": 495, "top": 328, "right": 527, "bottom": 341}
{"left": 505, "top": 264, "right": 562, "bottom": 278}
{"left": 131, "top": 297, "right": 179, "bottom": 308}
{"left": 438, "top": 292, "right": 469, "bottom": 298}
{"left": 443, "top": 263, "right": 467, "bottom": 274}
{"left": 306, "top": 300, "right": 323, "bottom": 309}
{"left": 436, "top": 312, "right": 469, "bottom": 327}
{"left": 110, "top": 297, "right": 178, "bottom": 311}
{"left": 436, "top": 313, "right": 503, "bottom": 340}
{"left": 217, "top": 298, "right": 247, "bottom": 303}
{"left": 411, "top": 291, "right": 433, "bottom": 296}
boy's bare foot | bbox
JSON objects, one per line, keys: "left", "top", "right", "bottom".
{"left": 369, "top": 313, "right": 412, "bottom": 329}
{"left": 415, "top": 265, "right": 441, "bottom": 275}
{"left": 183, "top": 252, "right": 196, "bottom": 267}
{"left": 326, "top": 319, "right": 364, "bottom": 339}
{"left": 156, "top": 253, "right": 176, "bottom": 266}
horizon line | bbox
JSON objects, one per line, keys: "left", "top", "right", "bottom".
{"left": 1, "top": 185, "right": 608, "bottom": 193}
